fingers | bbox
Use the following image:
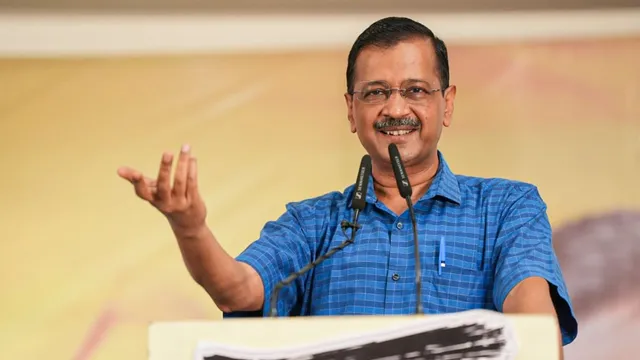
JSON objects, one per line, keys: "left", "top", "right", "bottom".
{"left": 172, "top": 144, "right": 191, "bottom": 198}
{"left": 155, "top": 152, "right": 174, "bottom": 201}
{"left": 146, "top": 178, "right": 158, "bottom": 193}
{"left": 186, "top": 156, "right": 199, "bottom": 200}
{"left": 119, "top": 145, "right": 197, "bottom": 207}
{"left": 117, "top": 167, "right": 155, "bottom": 201}
{"left": 133, "top": 177, "right": 155, "bottom": 201}
{"left": 117, "top": 166, "right": 141, "bottom": 182}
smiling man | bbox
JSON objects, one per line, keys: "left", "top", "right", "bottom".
{"left": 118, "top": 16, "right": 577, "bottom": 358}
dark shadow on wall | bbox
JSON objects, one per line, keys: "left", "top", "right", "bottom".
{"left": 553, "top": 210, "right": 640, "bottom": 360}
{"left": 553, "top": 209, "right": 640, "bottom": 319}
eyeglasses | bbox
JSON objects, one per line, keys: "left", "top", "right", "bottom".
{"left": 350, "top": 80, "right": 443, "bottom": 104}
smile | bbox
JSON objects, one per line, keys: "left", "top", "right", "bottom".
{"left": 379, "top": 129, "right": 418, "bottom": 136}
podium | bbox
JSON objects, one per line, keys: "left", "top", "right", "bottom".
{"left": 148, "top": 310, "right": 558, "bottom": 360}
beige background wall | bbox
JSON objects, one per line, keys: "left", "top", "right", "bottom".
{"left": 1, "top": 0, "right": 639, "bottom": 13}
{"left": 1, "top": 9, "right": 639, "bottom": 360}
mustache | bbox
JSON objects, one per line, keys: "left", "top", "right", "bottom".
{"left": 373, "top": 117, "right": 421, "bottom": 130}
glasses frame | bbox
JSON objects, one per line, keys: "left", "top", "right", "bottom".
{"left": 349, "top": 80, "right": 445, "bottom": 104}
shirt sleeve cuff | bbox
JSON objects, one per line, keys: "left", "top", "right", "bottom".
{"left": 221, "top": 253, "right": 277, "bottom": 318}
{"left": 494, "top": 270, "right": 578, "bottom": 346}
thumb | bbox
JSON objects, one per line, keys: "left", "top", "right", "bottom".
{"left": 117, "top": 166, "right": 142, "bottom": 183}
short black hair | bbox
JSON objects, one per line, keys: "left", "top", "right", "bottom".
{"left": 346, "top": 17, "right": 450, "bottom": 94}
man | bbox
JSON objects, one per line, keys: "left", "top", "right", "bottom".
{"left": 118, "top": 16, "right": 577, "bottom": 355}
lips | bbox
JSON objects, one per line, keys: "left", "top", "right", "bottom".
{"left": 378, "top": 127, "right": 419, "bottom": 136}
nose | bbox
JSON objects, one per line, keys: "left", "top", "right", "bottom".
{"left": 381, "top": 90, "right": 412, "bottom": 119}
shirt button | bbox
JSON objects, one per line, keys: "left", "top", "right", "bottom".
{"left": 391, "top": 273, "right": 400, "bottom": 281}
{"left": 396, "top": 222, "right": 403, "bottom": 230}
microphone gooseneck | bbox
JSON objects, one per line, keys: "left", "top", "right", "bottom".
{"left": 268, "top": 155, "right": 372, "bottom": 317}
{"left": 388, "top": 143, "right": 423, "bottom": 315}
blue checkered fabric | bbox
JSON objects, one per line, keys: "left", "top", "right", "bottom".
{"left": 224, "top": 151, "right": 578, "bottom": 345}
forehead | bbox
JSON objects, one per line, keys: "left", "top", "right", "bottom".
{"left": 354, "top": 37, "right": 438, "bottom": 85}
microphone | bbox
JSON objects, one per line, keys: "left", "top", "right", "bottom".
{"left": 268, "top": 155, "right": 372, "bottom": 317}
{"left": 388, "top": 143, "right": 423, "bottom": 315}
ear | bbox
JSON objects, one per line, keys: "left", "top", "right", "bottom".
{"left": 344, "top": 93, "right": 357, "bottom": 133}
{"left": 442, "top": 85, "right": 457, "bottom": 128}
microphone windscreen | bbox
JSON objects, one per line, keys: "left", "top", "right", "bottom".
{"left": 351, "top": 155, "right": 372, "bottom": 210}
{"left": 388, "top": 143, "right": 413, "bottom": 198}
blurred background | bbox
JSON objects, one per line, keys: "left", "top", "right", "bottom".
{"left": 1, "top": 1, "right": 639, "bottom": 359}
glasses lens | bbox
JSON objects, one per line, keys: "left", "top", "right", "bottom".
{"left": 354, "top": 80, "right": 438, "bottom": 104}
{"left": 356, "top": 82, "right": 389, "bottom": 103}
{"left": 403, "top": 84, "right": 431, "bottom": 102}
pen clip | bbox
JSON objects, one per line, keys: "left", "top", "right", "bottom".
{"left": 438, "top": 236, "right": 446, "bottom": 275}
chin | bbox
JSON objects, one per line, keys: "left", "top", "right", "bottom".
{"left": 375, "top": 144, "right": 421, "bottom": 166}
{"left": 360, "top": 133, "right": 429, "bottom": 166}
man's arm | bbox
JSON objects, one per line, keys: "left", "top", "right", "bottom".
{"left": 224, "top": 203, "right": 314, "bottom": 317}
{"left": 119, "top": 145, "right": 313, "bottom": 316}
{"left": 502, "top": 276, "right": 565, "bottom": 360}
{"left": 172, "top": 224, "right": 264, "bottom": 312}
{"left": 492, "top": 185, "right": 578, "bottom": 358}
{"left": 174, "top": 202, "right": 312, "bottom": 316}
{"left": 118, "top": 145, "right": 266, "bottom": 313}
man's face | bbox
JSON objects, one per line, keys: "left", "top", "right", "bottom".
{"left": 345, "top": 38, "right": 456, "bottom": 168}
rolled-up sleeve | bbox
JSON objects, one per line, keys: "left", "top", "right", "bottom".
{"left": 223, "top": 202, "right": 312, "bottom": 318}
{"left": 492, "top": 186, "right": 578, "bottom": 345}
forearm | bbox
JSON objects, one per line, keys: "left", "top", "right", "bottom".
{"left": 172, "top": 223, "right": 263, "bottom": 312}
{"left": 502, "top": 277, "right": 564, "bottom": 360}
{"left": 118, "top": 147, "right": 265, "bottom": 312}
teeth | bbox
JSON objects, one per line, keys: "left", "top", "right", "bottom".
{"left": 383, "top": 130, "right": 413, "bottom": 136}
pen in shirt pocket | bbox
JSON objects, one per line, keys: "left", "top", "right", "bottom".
{"left": 438, "top": 236, "right": 446, "bottom": 275}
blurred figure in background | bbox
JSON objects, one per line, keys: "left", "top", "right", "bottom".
{"left": 555, "top": 210, "right": 640, "bottom": 360}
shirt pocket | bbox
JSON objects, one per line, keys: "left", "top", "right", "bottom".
{"left": 427, "top": 236, "right": 492, "bottom": 311}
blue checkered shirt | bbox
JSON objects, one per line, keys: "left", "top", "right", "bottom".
{"left": 224, "top": 151, "right": 578, "bottom": 345}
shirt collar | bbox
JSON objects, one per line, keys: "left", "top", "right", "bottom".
{"left": 422, "top": 150, "right": 462, "bottom": 205}
{"left": 346, "top": 150, "right": 461, "bottom": 208}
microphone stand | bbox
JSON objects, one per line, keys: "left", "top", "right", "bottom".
{"left": 405, "top": 197, "right": 423, "bottom": 315}
{"left": 388, "top": 143, "right": 423, "bottom": 315}
{"left": 268, "top": 209, "right": 363, "bottom": 317}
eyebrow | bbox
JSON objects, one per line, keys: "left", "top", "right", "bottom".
{"left": 360, "top": 78, "right": 434, "bottom": 87}
{"left": 405, "top": 78, "right": 433, "bottom": 86}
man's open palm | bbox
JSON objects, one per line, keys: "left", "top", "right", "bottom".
{"left": 117, "top": 144, "right": 207, "bottom": 232}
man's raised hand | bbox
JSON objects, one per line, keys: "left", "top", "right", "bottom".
{"left": 117, "top": 144, "right": 207, "bottom": 234}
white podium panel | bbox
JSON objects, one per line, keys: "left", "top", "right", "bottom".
{"left": 148, "top": 310, "right": 558, "bottom": 360}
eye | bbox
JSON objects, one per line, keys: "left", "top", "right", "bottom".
{"left": 404, "top": 86, "right": 430, "bottom": 100}
{"left": 406, "top": 86, "right": 427, "bottom": 94}
{"left": 363, "top": 89, "right": 387, "bottom": 98}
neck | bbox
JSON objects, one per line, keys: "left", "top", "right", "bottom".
{"left": 372, "top": 153, "right": 439, "bottom": 202}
